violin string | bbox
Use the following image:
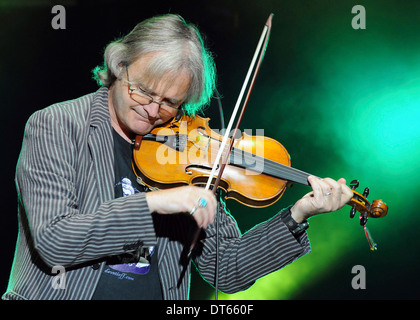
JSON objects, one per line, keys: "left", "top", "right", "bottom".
{"left": 188, "top": 138, "right": 311, "bottom": 184}
{"left": 185, "top": 137, "right": 311, "bottom": 186}
{"left": 259, "top": 156, "right": 311, "bottom": 185}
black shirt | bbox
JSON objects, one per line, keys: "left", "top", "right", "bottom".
{"left": 92, "top": 129, "right": 163, "bottom": 300}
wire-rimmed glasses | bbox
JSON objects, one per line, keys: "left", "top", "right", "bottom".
{"left": 124, "top": 65, "right": 182, "bottom": 117}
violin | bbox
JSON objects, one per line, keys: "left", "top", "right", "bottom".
{"left": 132, "top": 13, "right": 387, "bottom": 251}
{"left": 132, "top": 114, "right": 388, "bottom": 221}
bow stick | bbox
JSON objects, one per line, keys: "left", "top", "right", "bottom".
{"left": 188, "top": 13, "right": 274, "bottom": 258}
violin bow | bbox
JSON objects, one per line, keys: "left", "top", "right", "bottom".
{"left": 206, "top": 13, "right": 273, "bottom": 193}
{"left": 188, "top": 14, "right": 274, "bottom": 257}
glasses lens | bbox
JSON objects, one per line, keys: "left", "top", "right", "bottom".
{"left": 130, "top": 90, "right": 179, "bottom": 118}
{"left": 131, "top": 90, "right": 153, "bottom": 105}
{"left": 159, "top": 105, "right": 179, "bottom": 118}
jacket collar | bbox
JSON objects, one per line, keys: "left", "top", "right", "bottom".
{"left": 90, "top": 86, "right": 111, "bottom": 128}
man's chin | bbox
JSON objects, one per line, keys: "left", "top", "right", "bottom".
{"left": 131, "top": 123, "right": 156, "bottom": 136}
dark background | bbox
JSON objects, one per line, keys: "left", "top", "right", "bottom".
{"left": 1, "top": 0, "right": 419, "bottom": 300}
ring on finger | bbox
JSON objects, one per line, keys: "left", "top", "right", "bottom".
{"left": 198, "top": 198, "right": 207, "bottom": 208}
{"left": 190, "top": 197, "right": 207, "bottom": 215}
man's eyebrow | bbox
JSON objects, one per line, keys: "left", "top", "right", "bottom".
{"left": 135, "top": 81, "right": 183, "bottom": 105}
{"left": 132, "top": 81, "right": 153, "bottom": 94}
{"left": 165, "top": 97, "right": 181, "bottom": 104}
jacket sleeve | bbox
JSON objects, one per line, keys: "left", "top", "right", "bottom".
{"left": 194, "top": 202, "right": 311, "bottom": 294}
{"left": 15, "top": 109, "right": 157, "bottom": 268}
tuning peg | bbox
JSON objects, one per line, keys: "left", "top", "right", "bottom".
{"left": 350, "top": 180, "right": 359, "bottom": 190}
{"left": 350, "top": 206, "right": 357, "bottom": 219}
{"left": 360, "top": 211, "right": 368, "bottom": 226}
{"left": 363, "top": 187, "right": 369, "bottom": 198}
{"left": 349, "top": 180, "right": 359, "bottom": 218}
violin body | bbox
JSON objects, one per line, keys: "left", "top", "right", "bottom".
{"left": 133, "top": 115, "right": 292, "bottom": 207}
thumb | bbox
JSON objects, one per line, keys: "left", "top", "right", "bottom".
{"left": 337, "top": 178, "right": 347, "bottom": 185}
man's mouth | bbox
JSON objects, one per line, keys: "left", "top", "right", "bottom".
{"left": 132, "top": 107, "right": 158, "bottom": 125}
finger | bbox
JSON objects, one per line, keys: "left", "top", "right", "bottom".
{"left": 340, "top": 183, "right": 354, "bottom": 203}
{"left": 204, "top": 193, "right": 217, "bottom": 227}
{"left": 335, "top": 178, "right": 353, "bottom": 200}
{"left": 197, "top": 204, "right": 210, "bottom": 229}
{"left": 189, "top": 203, "right": 206, "bottom": 228}
{"left": 311, "top": 176, "right": 336, "bottom": 200}
{"left": 324, "top": 178, "right": 355, "bottom": 211}
{"left": 197, "top": 205, "right": 213, "bottom": 229}
{"left": 189, "top": 190, "right": 217, "bottom": 228}
{"left": 308, "top": 176, "right": 324, "bottom": 199}
{"left": 324, "top": 178, "right": 347, "bottom": 210}
{"left": 323, "top": 177, "right": 340, "bottom": 192}
{"left": 309, "top": 177, "right": 340, "bottom": 212}
{"left": 337, "top": 178, "right": 347, "bottom": 185}
{"left": 326, "top": 178, "right": 352, "bottom": 199}
{"left": 194, "top": 191, "right": 215, "bottom": 226}
{"left": 207, "top": 194, "right": 217, "bottom": 225}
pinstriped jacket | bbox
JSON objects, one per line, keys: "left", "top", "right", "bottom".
{"left": 3, "top": 87, "right": 311, "bottom": 300}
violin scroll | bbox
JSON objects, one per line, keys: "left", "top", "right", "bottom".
{"left": 348, "top": 179, "right": 388, "bottom": 224}
{"left": 347, "top": 180, "right": 387, "bottom": 251}
{"left": 370, "top": 199, "right": 388, "bottom": 218}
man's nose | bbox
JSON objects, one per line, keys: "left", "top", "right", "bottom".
{"left": 143, "top": 101, "right": 160, "bottom": 118}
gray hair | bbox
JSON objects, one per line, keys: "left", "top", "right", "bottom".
{"left": 92, "top": 14, "right": 216, "bottom": 115}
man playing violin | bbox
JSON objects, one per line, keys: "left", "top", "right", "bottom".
{"left": 3, "top": 14, "right": 353, "bottom": 300}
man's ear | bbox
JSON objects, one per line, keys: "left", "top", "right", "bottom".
{"left": 116, "top": 62, "right": 127, "bottom": 79}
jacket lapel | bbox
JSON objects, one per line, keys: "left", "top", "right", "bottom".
{"left": 87, "top": 87, "right": 115, "bottom": 203}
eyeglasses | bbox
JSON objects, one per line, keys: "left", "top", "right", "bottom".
{"left": 124, "top": 65, "right": 182, "bottom": 117}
